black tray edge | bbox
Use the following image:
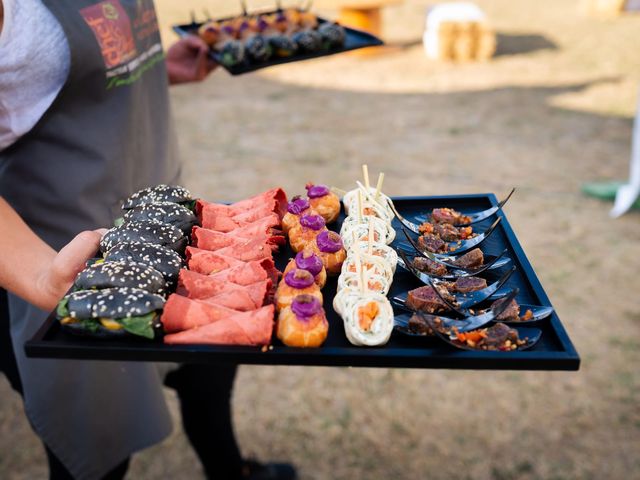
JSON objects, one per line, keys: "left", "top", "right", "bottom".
{"left": 172, "top": 18, "right": 384, "bottom": 75}
{"left": 24, "top": 193, "right": 580, "bottom": 371}
{"left": 483, "top": 193, "right": 580, "bottom": 370}
{"left": 25, "top": 315, "right": 578, "bottom": 371}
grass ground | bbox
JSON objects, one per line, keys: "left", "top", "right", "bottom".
{"left": 1, "top": 0, "right": 639, "bottom": 478}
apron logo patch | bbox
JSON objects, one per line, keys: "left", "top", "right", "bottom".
{"left": 81, "top": 0, "right": 165, "bottom": 89}
{"left": 81, "top": 1, "right": 138, "bottom": 69}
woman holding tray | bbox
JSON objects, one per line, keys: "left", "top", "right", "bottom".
{"left": 0, "top": 1, "right": 294, "bottom": 479}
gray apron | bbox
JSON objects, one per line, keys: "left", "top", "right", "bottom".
{"left": 0, "top": 1, "right": 180, "bottom": 478}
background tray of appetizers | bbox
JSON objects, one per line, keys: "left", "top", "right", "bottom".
{"left": 172, "top": 15, "right": 384, "bottom": 75}
{"left": 25, "top": 194, "right": 580, "bottom": 371}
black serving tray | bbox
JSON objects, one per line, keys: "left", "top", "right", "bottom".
{"left": 172, "top": 15, "right": 384, "bottom": 75}
{"left": 25, "top": 194, "right": 580, "bottom": 371}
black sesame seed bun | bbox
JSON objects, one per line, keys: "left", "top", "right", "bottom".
{"left": 318, "top": 22, "right": 346, "bottom": 48}
{"left": 245, "top": 34, "right": 272, "bottom": 62}
{"left": 292, "top": 30, "right": 322, "bottom": 53}
{"left": 74, "top": 261, "right": 167, "bottom": 296}
{"left": 103, "top": 242, "right": 184, "bottom": 287}
{"left": 122, "top": 185, "right": 193, "bottom": 210}
{"left": 122, "top": 201, "right": 198, "bottom": 235}
{"left": 269, "top": 35, "right": 297, "bottom": 57}
{"left": 100, "top": 220, "right": 187, "bottom": 254}
{"left": 58, "top": 287, "right": 165, "bottom": 339}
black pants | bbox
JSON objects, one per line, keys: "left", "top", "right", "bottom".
{"left": 0, "top": 289, "right": 243, "bottom": 480}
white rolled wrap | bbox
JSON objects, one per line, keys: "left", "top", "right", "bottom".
{"left": 343, "top": 185, "right": 393, "bottom": 220}
{"left": 341, "top": 252, "right": 394, "bottom": 283}
{"left": 347, "top": 241, "right": 398, "bottom": 274}
{"left": 338, "top": 270, "right": 391, "bottom": 295}
{"left": 340, "top": 216, "right": 396, "bottom": 249}
{"left": 342, "top": 293, "right": 394, "bottom": 347}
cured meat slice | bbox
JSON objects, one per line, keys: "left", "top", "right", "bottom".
{"left": 231, "top": 216, "right": 283, "bottom": 240}
{"left": 195, "top": 199, "right": 272, "bottom": 219}
{"left": 196, "top": 189, "right": 287, "bottom": 231}
{"left": 195, "top": 187, "right": 286, "bottom": 219}
{"left": 197, "top": 200, "right": 276, "bottom": 222}
{"left": 186, "top": 247, "right": 280, "bottom": 284}
{"left": 231, "top": 202, "right": 278, "bottom": 224}
{"left": 161, "top": 294, "right": 239, "bottom": 332}
{"left": 177, "top": 269, "right": 271, "bottom": 308}
{"left": 200, "top": 289, "right": 261, "bottom": 312}
{"left": 186, "top": 247, "right": 244, "bottom": 274}
{"left": 214, "top": 238, "right": 273, "bottom": 262}
{"left": 200, "top": 215, "right": 245, "bottom": 233}
{"left": 200, "top": 211, "right": 281, "bottom": 234}
{"left": 230, "top": 188, "right": 287, "bottom": 219}
{"left": 208, "top": 258, "right": 278, "bottom": 286}
{"left": 192, "top": 226, "right": 283, "bottom": 252}
{"left": 164, "top": 304, "right": 275, "bottom": 346}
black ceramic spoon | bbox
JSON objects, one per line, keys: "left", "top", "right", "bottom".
{"left": 394, "top": 288, "right": 519, "bottom": 336}
{"left": 398, "top": 220, "right": 501, "bottom": 259}
{"left": 389, "top": 188, "right": 515, "bottom": 234}
{"left": 412, "top": 188, "right": 516, "bottom": 227}
{"left": 396, "top": 244, "right": 510, "bottom": 279}
{"left": 427, "top": 318, "right": 542, "bottom": 352}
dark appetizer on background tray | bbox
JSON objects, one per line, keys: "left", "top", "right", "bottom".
{"left": 196, "top": 6, "right": 347, "bottom": 68}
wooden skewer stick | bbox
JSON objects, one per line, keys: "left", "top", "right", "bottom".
{"left": 362, "top": 164, "right": 370, "bottom": 191}
{"left": 362, "top": 268, "right": 369, "bottom": 295}
{"left": 368, "top": 217, "right": 374, "bottom": 256}
{"left": 356, "top": 180, "right": 382, "bottom": 207}
{"left": 354, "top": 250, "right": 365, "bottom": 295}
{"left": 374, "top": 172, "right": 385, "bottom": 201}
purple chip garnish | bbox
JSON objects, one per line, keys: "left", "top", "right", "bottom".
{"left": 258, "top": 18, "right": 269, "bottom": 31}
{"left": 306, "top": 184, "right": 330, "bottom": 198}
{"left": 316, "top": 230, "right": 343, "bottom": 253}
{"left": 295, "top": 251, "right": 323, "bottom": 276}
{"left": 284, "top": 269, "right": 315, "bottom": 289}
{"left": 291, "top": 294, "right": 322, "bottom": 319}
{"left": 300, "top": 214, "right": 325, "bottom": 231}
{"left": 287, "top": 196, "right": 310, "bottom": 215}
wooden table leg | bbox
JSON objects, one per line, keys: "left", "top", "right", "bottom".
{"left": 338, "top": 7, "right": 383, "bottom": 55}
{"left": 339, "top": 7, "right": 382, "bottom": 36}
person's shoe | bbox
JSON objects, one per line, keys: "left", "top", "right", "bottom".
{"left": 241, "top": 459, "right": 297, "bottom": 480}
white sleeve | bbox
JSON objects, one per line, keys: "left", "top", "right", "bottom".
{"left": 0, "top": 0, "right": 70, "bottom": 151}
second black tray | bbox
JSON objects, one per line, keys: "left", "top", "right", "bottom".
{"left": 25, "top": 194, "right": 580, "bottom": 371}
{"left": 173, "top": 15, "right": 384, "bottom": 75}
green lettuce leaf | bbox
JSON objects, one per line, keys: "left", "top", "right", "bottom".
{"left": 181, "top": 200, "right": 197, "bottom": 212}
{"left": 56, "top": 297, "right": 69, "bottom": 318}
{"left": 79, "top": 319, "right": 100, "bottom": 333}
{"left": 119, "top": 312, "right": 156, "bottom": 339}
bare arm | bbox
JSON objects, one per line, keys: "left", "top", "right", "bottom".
{"left": 0, "top": 197, "right": 105, "bottom": 311}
